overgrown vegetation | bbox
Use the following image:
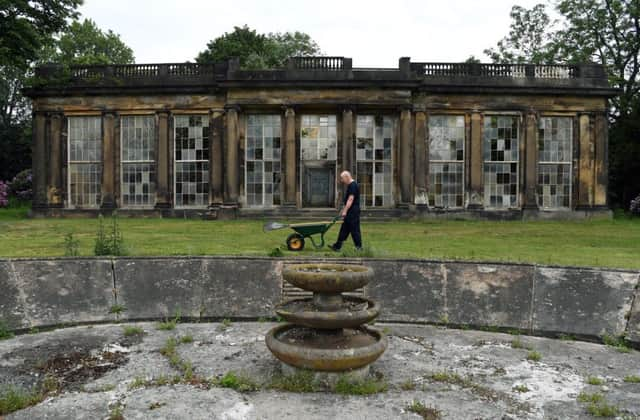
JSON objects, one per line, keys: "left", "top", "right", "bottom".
{"left": 577, "top": 392, "right": 620, "bottom": 417}
{"left": 269, "top": 369, "right": 318, "bottom": 393}
{"left": 63, "top": 232, "right": 80, "bottom": 256}
{"left": 94, "top": 213, "right": 126, "bottom": 256}
{"left": 602, "top": 334, "right": 631, "bottom": 353}
{"left": 0, "top": 386, "right": 44, "bottom": 415}
{"left": 217, "top": 371, "right": 260, "bottom": 392}
{"left": 406, "top": 400, "right": 442, "bottom": 419}
{"left": 156, "top": 311, "right": 181, "bottom": 331}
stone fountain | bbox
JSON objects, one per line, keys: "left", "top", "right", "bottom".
{"left": 265, "top": 263, "right": 386, "bottom": 379}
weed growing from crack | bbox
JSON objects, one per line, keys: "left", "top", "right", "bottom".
{"left": 623, "top": 375, "right": 640, "bottom": 383}
{"left": 156, "top": 310, "right": 181, "bottom": 331}
{"left": 586, "top": 376, "right": 605, "bottom": 386}
{"left": 526, "top": 350, "right": 542, "bottom": 362}
{"left": 602, "top": 334, "right": 631, "bottom": 353}
{"left": 333, "top": 375, "right": 388, "bottom": 395}
{"left": 216, "top": 371, "right": 259, "bottom": 392}
{"left": 406, "top": 400, "right": 442, "bottom": 419}
{"left": 123, "top": 326, "right": 144, "bottom": 337}
{"left": 512, "top": 384, "right": 530, "bottom": 393}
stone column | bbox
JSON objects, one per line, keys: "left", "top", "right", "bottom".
{"left": 209, "top": 109, "right": 225, "bottom": 206}
{"left": 101, "top": 111, "right": 117, "bottom": 209}
{"left": 341, "top": 108, "right": 354, "bottom": 174}
{"left": 32, "top": 112, "right": 47, "bottom": 209}
{"left": 523, "top": 112, "right": 538, "bottom": 209}
{"left": 284, "top": 107, "right": 297, "bottom": 206}
{"left": 155, "top": 111, "right": 171, "bottom": 209}
{"left": 48, "top": 112, "right": 64, "bottom": 207}
{"left": 577, "top": 113, "right": 594, "bottom": 208}
{"left": 593, "top": 112, "right": 608, "bottom": 208}
{"left": 224, "top": 105, "right": 240, "bottom": 205}
{"left": 413, "top": 108, "right": 428, "bottom": 205}
{"left": 468, "top": 112, "right": 484, "bottom": 208}
{"left": 399, "top": 107, "right": 412, "bottom": 204}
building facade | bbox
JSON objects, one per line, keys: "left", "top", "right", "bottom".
{"left": 25, "top": 57, "right": 617, "bottom": 218}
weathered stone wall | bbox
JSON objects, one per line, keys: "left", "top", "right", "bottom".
{"left": 0, "top": 257, "right": 638, "bottom": 344}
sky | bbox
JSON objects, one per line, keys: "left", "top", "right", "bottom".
{"left": 77, "top": 0, "right": 546, "bottom": 67}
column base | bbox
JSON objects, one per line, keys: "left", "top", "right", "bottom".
{"left": 218, "top": 204, "right": 238, "bottom": 220}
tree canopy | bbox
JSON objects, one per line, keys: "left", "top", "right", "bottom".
{"left": 485, "top": 0, "right": 640, "bottom": 208}
{"left": 195, "top": 25, "right": 320, "bottom": 69}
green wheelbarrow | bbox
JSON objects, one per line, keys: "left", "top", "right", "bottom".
{"left": 263, "top": 216, "right": 342, "bottom": 251}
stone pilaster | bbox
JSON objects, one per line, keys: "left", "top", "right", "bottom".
{"left": 48, "top": 112, "right": 64, "bottom": 207}
{"left": 224, "top": 105, "right": 240, "bottom": 205}
{"left": 593, "top": 112, "right": 608, "bottom": 208}
{"left": 101, "top": 111, "right": 117, "bottom": 210}
{"left": 468, "top": 112, "right": 484, "bottom": 208}
{"left": 209, "top": 109, "right": 225, "bottom": 206}
{"left": 399, "top": 107, "right": 413, "bottom": 204}
{"left": 32, "top": 112, "right": 47, "bottom": 209}
{"left": 284, "top": 107, "right": 297, "bottom": 206}
{"left": 341, "top": 108, "right": 354, "bottom": 174}
{"left": 523, "top": 112, "right": 538, "bottom": 209}
{"left": 413, "top": 108, "right": 428, "bottom": 205}
{"left": 577, "top": 113, "right": 594, "bottom": 208}
{"left": 155, "top": 111, "right": 171, "bottom": 209}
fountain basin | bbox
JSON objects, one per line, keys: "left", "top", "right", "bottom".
{"left": 275, "top": 296, "right": 380, "bottom": 329}
{"left": 265, "top": 324, "right": 387, "bottom": 372}
{"left": 282, "top": 264, "right": 372, "bottom": 293}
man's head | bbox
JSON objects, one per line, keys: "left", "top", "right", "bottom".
{"left": 340, "top": 171, "right": 353, "bottom": 185}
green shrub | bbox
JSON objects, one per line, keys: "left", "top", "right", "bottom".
{"left": 94, "top": 213, "right": 125, "bottom": 256}
{"left": 63, "top": 232, "right": 80, "bottom": 256}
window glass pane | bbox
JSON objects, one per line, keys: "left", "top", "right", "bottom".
{"left": 428, "top": 115, "right": 465, "bottom": 208}
{"left": 537, "top": 117, "right": 572, "bottom": 209}
{"left": 301, "top": 115, "right": 336, "bottom": 161}
{"left": 355, "top": 115, "right": 394, "bottom": 208}
{"left": 68, "top": 116, "right": 102, "bottom": 208}
{"left": 174, "top": 115, "right": 209, "bottom": 207}
{"left": 483, "top": 115, "right": 519, "bottom": 209}
{"left": 246, "top": 114, "right": 281, "bottom": 207}
{"left": 121, "top": 116, "right": 156, "bottom": 207}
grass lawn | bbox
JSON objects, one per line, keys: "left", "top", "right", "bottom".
{"left": 0, "top": 203, "right": 639, "bottom": 269}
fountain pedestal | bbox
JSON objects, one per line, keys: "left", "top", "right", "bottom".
{"left": 265, "top": 263, "right": 386, "bottom": 380}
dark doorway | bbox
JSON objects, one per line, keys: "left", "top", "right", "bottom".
{"left": 303, "top": 165, "right": 335, "bottom": 207}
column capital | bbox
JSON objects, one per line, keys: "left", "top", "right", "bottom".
{"left": 224, "top": 104, "right": 241, "bottom": 113}
{"left": 338, "top": 105, "right": 355, "bottom": 114}
{"left": 101, "top": 110, "right": 117, "bottom": 118}
{"left": 283, "top": 106, "right": 296, "bottom": 117}
{"left": 156, "top": 109, "right": 170, "bottom": 117}
{"left": 413, "top": 104, "right": 426, "bottom": 113}
{"left": 209, "top": 108, "right": 225, "bottom": 115}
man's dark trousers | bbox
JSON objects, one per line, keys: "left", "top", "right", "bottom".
{"left": 334, "top": 214, "right": 362, "bottom": 249}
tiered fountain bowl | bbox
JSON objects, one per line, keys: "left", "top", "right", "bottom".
{"left": 265, "top": 263, "right": 386, "bottom": 376}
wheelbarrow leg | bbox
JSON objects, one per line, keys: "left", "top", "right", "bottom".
{"left": 308, "top": 234, "right": 325, "bottom": 250}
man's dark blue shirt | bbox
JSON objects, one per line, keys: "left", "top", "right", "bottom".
{"left": 343, "top": 180, "right": 360, "bottom": 218}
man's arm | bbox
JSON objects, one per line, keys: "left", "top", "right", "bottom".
{"left": 341, "top": 195, "right": 354, "bottom": 218}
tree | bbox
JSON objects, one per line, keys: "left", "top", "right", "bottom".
{"left": 0, "top": 15, "right": 134, "bottom": 180}
{"left": 485, "top": 1, "right": 640, "bottom": 208}
{"left": 45, "top": 19, "right": 134, "bottom": 65}
{"left": 195, "top": 25, "right": 321, "bottom": 69}
{"left": 484, "top": 4, "right": 557, "bottom": 64}
{"left": 0, "top": 0, "right": 82, "bottom": 69}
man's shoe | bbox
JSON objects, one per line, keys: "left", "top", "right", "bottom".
{"left": 355, "top": 247, "right": 363, "bottom": 252}
{"left": 328, "top": 244, "right": 341, "bottom": 252}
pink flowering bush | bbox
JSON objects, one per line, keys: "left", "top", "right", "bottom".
{"left": 631, "top": 194, "right": 640, "bottom": 216}
{"left": 0, "top": 181, "right": 9, "bottom": 208}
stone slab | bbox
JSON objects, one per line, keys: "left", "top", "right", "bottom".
{"left": 444, "top": 262, "right": 534, "bottom": 330}
{"left": 114, "top": 258, "right": 206, "bottom": 320}
{"left": 12, "top": 259, "right": 115, "bottom": 327}
{"left": 367, "top": 260, "right": 445, "bottom": 323}
{"left": 626, "top": 281, "right": 640, "bottom": 344}
{"left": 0, "top": 261, "right": 27, "bottom": 330}
{"left": 532, "top": 267, "right": 638, "bottom": 337}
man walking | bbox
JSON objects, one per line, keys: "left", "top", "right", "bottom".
{"left": 330, "top": 171, "right": 362, "bottom": 251}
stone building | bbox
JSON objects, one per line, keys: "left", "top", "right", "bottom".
{"left": 24, "top": 57, "right": 616, "bottom": 218}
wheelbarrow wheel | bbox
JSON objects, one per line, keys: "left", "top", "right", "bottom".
{"left": 286, "top": 233, "right": 305, "bottom": 251}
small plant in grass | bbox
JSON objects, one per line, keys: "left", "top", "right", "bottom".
{"left": 0, "top": 321, "right": 14, "bottom": 340}
{"left": 157, "top": 310, "right": 181, "bottom": 331}
{"left": 512, "top": 384, "right": 530, "bottom": 393}
{"left": 179, "top": 335, "right": 193, "bottom": 344}
{"left": 586, "top": 376, "right": 605, "bottom": 386}
{"left": 623, "top": 375, "right": 640, "bottom": 383}
{"left": 268, "top": 247, "right": 284, "bottom": 257}
{"left": 526, "top": 350, "right": 542, "bottom": 362}
{"left": 0, "top": 386, "right": 44, "bottom": 415}
{"left": 109, "top": 304, "right": 126, "bottom": 315}
{"left": 399, "top": 379, "right": 416, "bottom": 390}
{"left": 63, "top": 232, "right": 80, "bottom": 256}
{"left": 333, "top": 375, "right": 388, "bottom": 395}
{"left": 217, "top": 371, "right": 259, "bottom": 392}
{"left": 123, "top": 326, "right": 144, "bottom": 337}
{"left": 94, "top": 213, "right": 126, "bottom": 256}
{"left": 406, "top": 400, "right": 442, "bottom": 419}
{"left": 269, "top": 370, "right": 318, "bottom": 393}
{"left": 602, "top": 334, "right": 631, "bottom": 353}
